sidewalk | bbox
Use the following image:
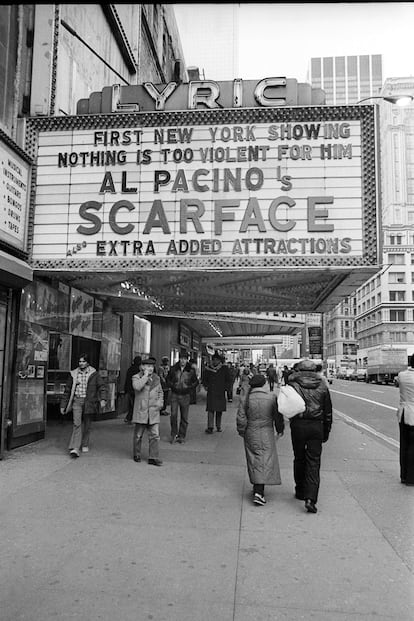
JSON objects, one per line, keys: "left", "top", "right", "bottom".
{"left": 1, "top": 387, "right": 413, "bottom": 621}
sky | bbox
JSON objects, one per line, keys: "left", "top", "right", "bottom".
{"left": 174, "top": 2, "right": 414, "bottom": 82}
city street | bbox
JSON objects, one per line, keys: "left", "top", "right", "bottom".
{"left": 1, "top": 387, "right": 413, "bottom": 621}
{"left": 330, "top": 379, "right": 400, "bottom": 443}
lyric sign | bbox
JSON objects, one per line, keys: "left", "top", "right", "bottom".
{"left": 30, "top": 103, "right": 378, "bottom": 268}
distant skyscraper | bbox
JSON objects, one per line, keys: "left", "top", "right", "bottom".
{"left": 307, "top": 55, "right": 383, "bottom": 104}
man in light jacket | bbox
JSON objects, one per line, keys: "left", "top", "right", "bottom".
{"left": 60, "top": 353, "right": 107, "bottom": 458}
{"left": 395, "top": 354, "right": 414, "bottom": 485}
{"left": 132, "top": 357, "right": 164, "bottom": 466}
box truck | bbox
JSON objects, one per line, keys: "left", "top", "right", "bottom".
{"left": 366, "top": 348, "right": 407, "bottom": 384}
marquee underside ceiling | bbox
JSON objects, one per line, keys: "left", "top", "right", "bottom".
{"left": 38, "top": 266, "right": 379, "bottom": 340}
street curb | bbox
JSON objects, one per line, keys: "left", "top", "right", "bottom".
{"left": 334, "top": 408, "right": 399, "bottom": 452}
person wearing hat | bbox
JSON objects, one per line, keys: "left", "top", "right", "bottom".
{"left": 157, "top": 355, "right": 171, "bottom": 415}
{"left": 131, "top": 357, "right": 164, "bottom": 466}
{"left": 166, "top": 351, "right": 199, "bottom": 443}
{"left": 287, "top": 358, "right": 333, "bottom": 513}
{"left": 236, "top": 374, "right": 284, "bottom": 506}
{"left": 123, "top": 355, "right": 142, "bottom": 424}
{"left": 203, "top": 352, "right": 231, "bottom": 434}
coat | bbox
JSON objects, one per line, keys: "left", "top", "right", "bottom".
{"left": 396, "top": 367, "right": 414, "bottom": 425}
{"left": 288, "top": 370, "right": 333, "bottom": 439}
{"left": 167, "top": 362, "right": 199, "bottom": 396}
{"left": 61, "top": 366, "right": 107, "bottom": 415}
{"left": 236, "top": 386, "right": 284, "bottom": 485}
{"left": 203, "top": 362, "right": 231, "bottom": 412}
{"left": 132, "top": 372, "right": 164, "bottom": 424}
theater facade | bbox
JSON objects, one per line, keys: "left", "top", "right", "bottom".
{"left": 11, "top": 77, "right": 381, "bottom": 448}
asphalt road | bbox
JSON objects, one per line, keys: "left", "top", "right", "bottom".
{"left": 330, "top": 378, "right": 400, "bottom": 443}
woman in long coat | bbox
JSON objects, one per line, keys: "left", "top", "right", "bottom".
{"left": 237, "top": 374, "right": 284, "bottom": 505}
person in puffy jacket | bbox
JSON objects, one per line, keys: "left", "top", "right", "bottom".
{"left": 287, "top": 358, "right": 332, "bottom": 513}
{"left": 237, "top": 374, "right": 284, "bottom": 506}
{"left": 132, "top": 357, "right": 164, "bottom": 466}
{"left": 167, "top": 351, "right": 199, "bottom": 444}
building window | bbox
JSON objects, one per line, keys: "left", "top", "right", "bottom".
{"left": 388, "top": 253, "right": 405, "bottom": 265}
{"left": 389, "top": 272, "right": 405, "bottom": 284}
{"left": 390, "top": 235, "right": 402, "bottom": 245}
{"left": 389, "top": 331, "right": 407, "bottom": 343}
{"left": 390, "top": 290, "right": 406, "bottom": 301}
{"left": 390, "top": 310, "right": 406, "bottom": 322}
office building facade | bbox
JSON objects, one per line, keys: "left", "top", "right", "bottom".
{"left": 308, "top": 54, "right": 383, "bottom": 105}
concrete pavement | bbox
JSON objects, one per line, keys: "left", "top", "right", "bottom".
{"left": 1, "top": 387, "right": 413, "bottom": 620}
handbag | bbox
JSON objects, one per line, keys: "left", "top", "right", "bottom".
{"left": 277, "top": 385, "right": 306, "bottom": 419}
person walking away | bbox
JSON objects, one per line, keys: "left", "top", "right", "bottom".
{"left": 60, "top": 353, "right": 107, "bottom": 458}
{"left": 395, "top": 354, "right": 414, "bottom": 485}
{"left": 132, "top": 357, "right": 164, "bottom": 466}
{"left": 266, "top": 363, "right": 277, "bottom": 392}
{"left": 189, "top": 358, "right": 199, "bottom": 404}
{"left": 123, "top": 356, "right": 142, "bottom": 424}
{"left": 226, "top": 362, "right": 238, "bottom": 403}
{"left": 237, "top": 374, "right": 284, "bottom": 505}
{"left": 167, "top": 351, "right": 199, "bottom": 444}
{"left": 287, "top": 359, "right": 332, "bottom": 513}
{"left": 157, "top": 355, "right": 170, "bottom": 415}
{"left": 203, "top": 352, "right": 231, "bottom": 433}
{"left": 238, "top": 366, "right": 251, "bottom": 397}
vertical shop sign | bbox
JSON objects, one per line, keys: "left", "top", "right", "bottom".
{"left": 179, "top": 324, "right": 191, "bottom": 349}
{"left": 308, "top": 326, "right": 322, "bottom": 355}
{"left": 0, "top": 136, "right": 30, "bottom": 251}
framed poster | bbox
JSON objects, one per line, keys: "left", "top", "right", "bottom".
{"left": 16, "top": 321, "right": 49, "bottom": 379}
{"left": 69, "top": 287, "right": 94, "bottom": 337}
{"left": 15, "top": 379, "right": 44, "bottom": 425}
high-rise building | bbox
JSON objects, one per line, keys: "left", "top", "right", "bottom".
{"left": 307, "top": 55, "right": 383, "bottom": 105}
{"left": 355, "top": 77, "right": 414, "bottom": 367}
{"left": 324, "top": 77, "right": 414, "bottom": 372}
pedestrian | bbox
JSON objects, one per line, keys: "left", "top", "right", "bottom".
{"left": 123, "top": 355, "right": 142, "bottom": 423}
{"left": 237, "top": 373, "right": 284, "bottom": 505}
{"left": 189, "top": 357, "right": 199, "bottom": 404}
{"left": 132, "top": 357, "right": 164, "bottom": 466}
{"left": 226, "top": 361, "right": 238, "bottom": 402}
{"left": 395, "top": 354, "right": 414, "bottom": 485}
{"left": 238, "top": 366, "right": 251, "bottom": 396}
{"left": 266, "top": 363, "right": 277, "bottom": 391}
{"left": 315, "top": 363, "right": 329, "bottom": 387}
{"left": 60, "top": 353, "right": 107, "bottom": 458}
{"left": 157, "top": 355, "right": 171, "bottom": 415}
{"left": 167, "top": 351, "right": 199, "bottom": 444}
{"left": 282, "top": 365, "right": 290, "bottom": 385}
{"left": 203, "top": 352, "right": 231, "bottom": 434}
{"left": 287, "top": 359, "right": 332, "bottom": 513}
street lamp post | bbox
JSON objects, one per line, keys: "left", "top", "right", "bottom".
{"left": 357, "top": 95, "right": 413, "bottom": 106}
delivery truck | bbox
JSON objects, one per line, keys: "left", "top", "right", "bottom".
{"left": 366, "top": 348, "right": 407, "bottom": 384}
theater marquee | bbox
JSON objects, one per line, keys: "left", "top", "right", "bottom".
{"left": 27, "top": 100, "right": 379, "bottom": 275}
